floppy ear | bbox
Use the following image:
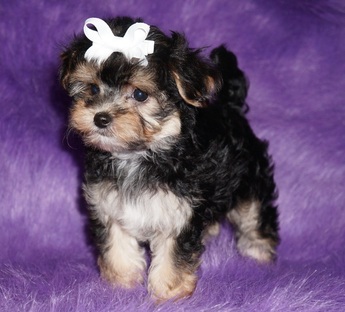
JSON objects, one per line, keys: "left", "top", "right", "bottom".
{"left": 59, "top": 37, "right": 91, "bottom": 90}
{"left": 170, "top": 33, "right": 221, "bottom": 107}
{"left": 59, "top": 48, "right": 77, "bottom": 90}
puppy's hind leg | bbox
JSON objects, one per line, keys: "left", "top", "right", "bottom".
{"left": 228, "top": 200, "right": 279, "bottom": 263}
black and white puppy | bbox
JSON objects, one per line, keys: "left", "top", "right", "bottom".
{"left": 60, "top": 16, "right": 279, "bottom": 301}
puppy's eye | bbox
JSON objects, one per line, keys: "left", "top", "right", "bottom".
{"left": 90, "top": 84, "right": 100, "bottom": 95}
{"left": 133, "top": 88, "right": 148, "bottom": 102}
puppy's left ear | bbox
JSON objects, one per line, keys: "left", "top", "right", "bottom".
{"left": 170, "top": 33, "right": 221, "bottom": 107}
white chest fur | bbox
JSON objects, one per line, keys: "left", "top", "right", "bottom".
{"left": 84, "top": 181, "right": 193, "bottom": 241}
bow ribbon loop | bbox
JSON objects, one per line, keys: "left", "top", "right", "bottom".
{"left": 83, "top": 18, "right": 154, "bottom": 66}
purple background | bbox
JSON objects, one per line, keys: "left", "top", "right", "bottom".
{"left": 1, "top": 0, "right": 345, "bottom": 311}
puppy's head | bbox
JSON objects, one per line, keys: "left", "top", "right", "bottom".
{"left": 60, "top": 17, "right": 220, "bottom": 154}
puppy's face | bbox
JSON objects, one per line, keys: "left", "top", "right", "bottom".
{"left": 64, "top": 57, "right": 181, "bottom": 153}
{"left": 60, "top": 17, "right": 220, "bottom": 154}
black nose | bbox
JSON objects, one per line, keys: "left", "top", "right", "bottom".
{"left": 94, "top": 112, "right": 112, "bottom": 128}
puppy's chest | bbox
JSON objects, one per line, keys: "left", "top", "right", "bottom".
{"left": 86, "top": 180, "right": 192, "bottom": 241}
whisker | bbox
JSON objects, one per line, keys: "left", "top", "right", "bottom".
{"left": 63, "top": 127, "right": 78, "bottom": 150}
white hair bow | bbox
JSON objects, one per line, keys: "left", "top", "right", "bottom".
{"left": 83, "top": 18, "right": 155, "bottom": 66}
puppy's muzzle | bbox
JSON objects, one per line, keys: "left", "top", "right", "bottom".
{"left": 94, "top": 112, "right": 112, "bottom": 128}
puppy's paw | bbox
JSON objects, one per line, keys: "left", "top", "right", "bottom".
{"left": 237, "top": 236, "right": 277, "bottom": 263}
{"left": 98, "top": 256, "right": 144, "bottom": 288}
{"left": 148, "top": 270, "right": 197, "bottom": 302}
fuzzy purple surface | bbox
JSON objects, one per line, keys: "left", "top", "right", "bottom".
{"left": 1, "top": 0, "right": 345, "bottom": 311}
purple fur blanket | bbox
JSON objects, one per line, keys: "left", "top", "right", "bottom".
{"left": 1, "top": 0, "right": 344, "bottom": 311}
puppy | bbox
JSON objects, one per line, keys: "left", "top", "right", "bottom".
{"left": 60, "top": 16, "right": 279, "bottom": 301}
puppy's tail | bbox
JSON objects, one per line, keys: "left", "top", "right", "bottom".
{"left": 210, "top": 45, "right": 249, "bottom": 113}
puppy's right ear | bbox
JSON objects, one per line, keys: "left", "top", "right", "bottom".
{"left": 60, "top": 35, "right": 93, "bottom": 91}
{"left": 59, "top": 48, "right": 78, "bottom": 90}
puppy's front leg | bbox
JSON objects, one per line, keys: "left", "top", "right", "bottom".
{"left": 98, "top": 222, "right": 146, "bottom": 288}
{"left": 148, "top": 232, "right": 202, "bottom": 302}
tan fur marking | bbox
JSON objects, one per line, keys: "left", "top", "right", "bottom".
{"left": 69, "top": 100, "right": 95, "bottom": 134}
{"left": 148, "top": 237, "right": 197, "bottom": 302}
{"left": 112, "top": 110, "right": 144, "bottom": 143}
{"left": 207, "top": 222, "right": 220, "bottom": 237}
{"left": 63, "top": 62, "right": 101, "bottom": 94}
{"left": 70, "top": 63, "right": 99, "bottom": 83}
{"left": 202, "top": 222, "right": 221, "bottom": 244}
{"left": 150, "top": 113, "right": 181, "bottom": 150}
{"left": 173, "top": 73, "right": 203, "bottom": 107}
{"left": 205, "top": 75, "right": 217, "bottom": 94}
{"left": 129, "top": 70, "right": 158, "bottom": 95}
{"left": 228, "top": 201, "right": 276, "bottom": 263}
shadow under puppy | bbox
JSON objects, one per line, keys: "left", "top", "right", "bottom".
{"left": 60, "top": 17, "right": 279, "bottom": 302}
